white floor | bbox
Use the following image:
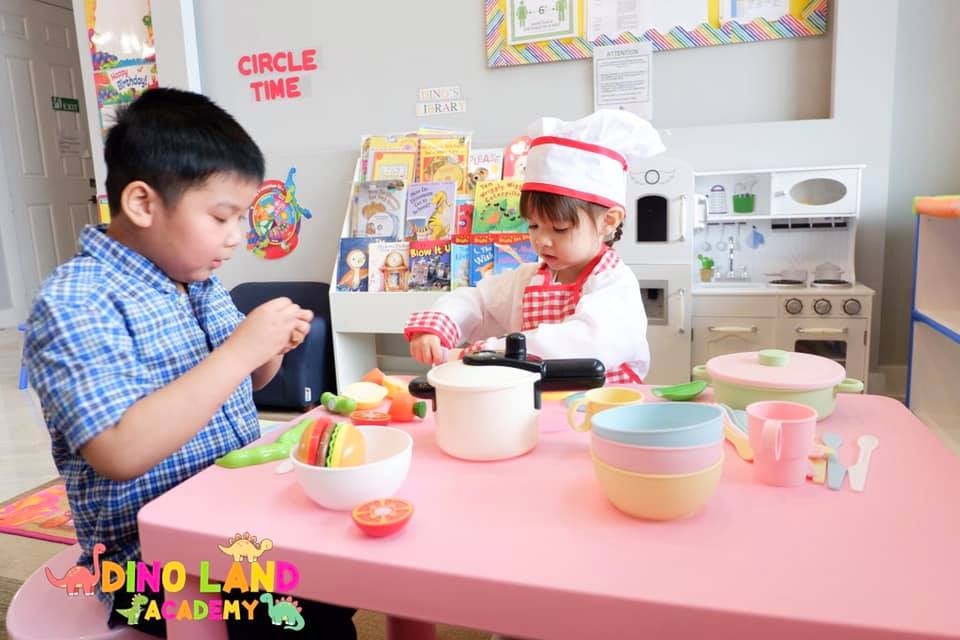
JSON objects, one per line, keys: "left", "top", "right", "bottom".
{"left": 0, "top": 328, "right": 59, "bottom": 502}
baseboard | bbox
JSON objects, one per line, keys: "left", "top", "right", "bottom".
{"left": 868, "top": 365, "right": 907, "bottom": 402}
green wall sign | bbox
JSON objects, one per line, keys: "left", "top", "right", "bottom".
{"left": 51, "top": 96, "right": 80, "bottom": 113}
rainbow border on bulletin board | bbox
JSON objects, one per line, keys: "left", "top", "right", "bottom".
{"left": 486, "top": 0, "right": 829, "bottom": 68}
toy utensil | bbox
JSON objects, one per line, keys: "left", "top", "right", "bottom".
{"left": 848, "top": 435, "right": 879, "bottom": 492}
{"left": 821, "top": 432, "right": 846, "bottom": 490}
{"left": 717, "top": 403, "right": 753, "bottom": 461}
{"left": 651, "top": 380, "right": 708, "bottom": 401}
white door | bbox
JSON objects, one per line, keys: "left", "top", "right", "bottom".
{"left": 0, "top": 0, "right": 96, "bottom": 327}
{"left": 691, "top": 317, "right": 777, "bottom": 366}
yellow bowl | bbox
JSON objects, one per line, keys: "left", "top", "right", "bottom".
{"left": 591, "top": 453, "right": 724, "bottom": 521}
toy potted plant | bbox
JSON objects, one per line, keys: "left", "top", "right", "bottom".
{"left": 697, "top": 254, "right": 715, "bottom": 282}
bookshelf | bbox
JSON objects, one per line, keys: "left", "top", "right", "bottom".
{"left": 906, "top": 195, "right": 960, "bottom": 454}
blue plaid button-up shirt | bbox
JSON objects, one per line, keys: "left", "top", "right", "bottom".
{"left": 24, "top": 225, "right": 259, "bottom": 605}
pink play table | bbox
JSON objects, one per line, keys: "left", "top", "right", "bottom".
{"left": 138, "top": 389, "right": 960, "bottom": 639}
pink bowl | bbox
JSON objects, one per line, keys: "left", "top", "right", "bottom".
{"left": 590, "top": 431, "right": 724, "bottom": 475}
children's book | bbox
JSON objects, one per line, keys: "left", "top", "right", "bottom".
{"left": 335, "top": 238, "right": 372, "bottom": 292}
{"left": 367, "top": 151, "right": 417, "bottom": 184}
{"left": 492, "top": 233, "right": 538, "bottom": 275}
{"left": 454, "top": 198, "right": 473, "bottom": 235}
{"left": 409, "top": 240, "right": 452, "bottom": 291}
{"left": 418, "top": 135, "right": 470, "bottom": 195}
{"left": 359, "top": 133, "right": 419, "bottom": 181}
{"left": 469, "top": 234, "right": 494, "bottom": 286}
{"left": 502, "top": 135, "right": 531, "bottom": 180}
{"left": 349, "top": 179, "right": 406, "bottom": 240}
{"left": 450, "top": 234, "right": 471, "bottom": 290}
{"left": 368, "top": 241, "right": 410, "bottom": 293}
{"left": 468, "top": 148, "right": 504, "bottom": 193}
{"left": 405, "top": 181, "right": 456, "bottom": 242}
{"left": 472, "top": 180, "right": 526, "bottom": 233}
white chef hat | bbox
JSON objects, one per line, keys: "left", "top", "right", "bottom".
{"left": 522, "top": 109, "right": 666, "bottom": 209}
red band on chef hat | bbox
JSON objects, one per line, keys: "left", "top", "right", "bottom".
{"left": 520, "top": 109, "right": 666, "bottom": 209}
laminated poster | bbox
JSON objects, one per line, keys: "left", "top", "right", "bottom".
{"left": 246, "top": 167, "right": 313, "bottom": 260}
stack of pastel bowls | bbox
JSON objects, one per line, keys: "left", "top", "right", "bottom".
{"left": 589, "top": 403, "right": 726, "bottom": 520}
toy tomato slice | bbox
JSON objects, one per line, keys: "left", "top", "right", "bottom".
{"left": 349, "top": 410, "right": 390, "bottom": 426}
{"left": 352, "top": 498, "right": 413, "bottom": 538}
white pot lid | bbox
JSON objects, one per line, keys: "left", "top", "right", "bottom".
{"left": 705, "top": 349, "right": 845, "bottom": 391}
{"left": 427, "top": 360, "right": 540, "bottom": 392}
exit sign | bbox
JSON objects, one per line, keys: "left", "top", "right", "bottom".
{"left": 51, "top": 96, "right": 80, "bottom": 113}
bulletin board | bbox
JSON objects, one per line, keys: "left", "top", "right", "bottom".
{"left": 486, "top": 0, "right": 829, "bottom": 67}
{"left": 83, "top": 0, "right": 159, "bottom": 139}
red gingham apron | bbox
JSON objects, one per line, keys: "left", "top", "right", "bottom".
{"left": 520, "top": 247, "right": 643, "bottom": 384}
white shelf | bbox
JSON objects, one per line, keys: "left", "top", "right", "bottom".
{"left": 913, "top": 309, "right": 960, "bottom": 339}
{"left": 908, "top": 206, "right": 960, "bottom": 454}
{"left": 330, "top": 291, "right": 445, "bottom": 334}
{"left": 704, "top": 213, "right": 856, "bottom": 223}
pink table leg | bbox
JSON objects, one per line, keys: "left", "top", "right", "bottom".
{"left": 164, "top": 575, "right": 228, "bottom": 640}
{"left": 386, "top": 616, "right": 436, "bottom": 640}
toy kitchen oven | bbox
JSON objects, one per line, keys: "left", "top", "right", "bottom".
{"left": 691, "top": 165, "right": 875, "bottom": 385}
{"left": 618, "top": 155, "right": 696, "bottom": 385}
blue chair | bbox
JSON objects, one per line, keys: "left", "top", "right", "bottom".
{"left": 18, "top": 322, "right": 28, "bottom": 390}
{"left": 229, "top": 281, "right": 336, "bottom": 411}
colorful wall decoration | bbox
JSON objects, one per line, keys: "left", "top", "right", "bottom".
{"left": 246, "top": 167, "right": 314, "bottom": 260}
{"left": 486, "top": 0, "right": 829, "bottom": 68}
{"left": 84, "top": 0, "right": 159, "bottom": 138}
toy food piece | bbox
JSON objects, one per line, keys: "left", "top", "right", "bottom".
{"left": 361, "top": 368, "right": 385, "bottom": 385}
{"left": 215, "top": 416, "right": 322, "bottom": 469}
{"left": 388, "top": 393, "right": 427, "bottom": 422}
{"left": 296, "top": 420, "right": 366, "bottom": 468}
{"left": 352, "top": 498, "right": 414, "bottom": 538}
{"left": 341, "top": 381, "right": 389, "bottom": 410}
{"left": 350, "top": 410, "right": 391, "bottom": 426}
{"left": 288, "top": 328, "right": 305, "bottom": 347}
{"left": 381, "top": 376, "right": 408, "bottom": 398}
{"left": 321, "top": 392, "right": 357, "bottom": 416}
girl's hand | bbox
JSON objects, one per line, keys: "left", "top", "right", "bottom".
{"left": 410, "top": 333, "right": 445, "bottom": 365}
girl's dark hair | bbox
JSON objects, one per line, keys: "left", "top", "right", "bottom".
{"left": 104, "top": 88, "right": 265, "bottom": 216}
{"left": 519, "top": 191, "right": 624, "bottom": 247}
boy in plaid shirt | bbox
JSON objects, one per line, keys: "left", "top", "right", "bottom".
{"left": 24, "top": 88, "right": 356, "bottom": 639}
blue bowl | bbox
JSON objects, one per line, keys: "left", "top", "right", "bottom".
{"left": 590, "top": 403, "right": 724, "bottom": 448}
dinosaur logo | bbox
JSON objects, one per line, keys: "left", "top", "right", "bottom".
{"left": 116, "top": 593, "right": 149, "bottom": 625}
{"left": 44, "top": 542, "right": 105, "bottom": 596}
{"left": 260, "top": 593, "right": 305, "bottom": 631}
{"left": 246, "top": 166, "right": 313, "bottom": 260}
{"left": 218, "top": 531, "right": 274, "bottom": 563}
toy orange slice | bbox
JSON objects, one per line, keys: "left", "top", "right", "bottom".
{"left": 352, "top": 498, "right": 414, "bottom": 538}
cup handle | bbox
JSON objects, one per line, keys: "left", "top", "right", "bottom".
{"left": 567, "top": 398, "right": 591, "bottom": 432}
{"left": 762, "top": 419, "right": 783, "bottom": 461}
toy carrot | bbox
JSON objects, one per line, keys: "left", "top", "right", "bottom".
{"left": 361, "top": 368, "right": 385, "bottom": 385}
{"left": 388, "top": 393, "right": 427, "bottom": 422}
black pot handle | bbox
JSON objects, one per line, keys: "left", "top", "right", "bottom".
{"left": 408, "top": 376, "right": 437, "bottom": 412}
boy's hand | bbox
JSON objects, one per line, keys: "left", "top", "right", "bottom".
{"left": 410, "top": 333, "right": 445, "bottom": 365}
{"left": 227, "top": 297, "right": 311, "bottom": 369}
{"left": 281, "top": 308, "right": 314, "bottom": 354}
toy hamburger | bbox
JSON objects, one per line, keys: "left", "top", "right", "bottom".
{"left": 295, "top": 418, "right": 366, "bottom": 468}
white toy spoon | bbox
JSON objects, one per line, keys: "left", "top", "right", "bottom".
{"left": 847, "top": 435, "right": 879, "bottom": 492}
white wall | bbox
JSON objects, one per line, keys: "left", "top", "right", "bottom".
{"left": 882, "top": 0, "right": 960, "bottom": 366}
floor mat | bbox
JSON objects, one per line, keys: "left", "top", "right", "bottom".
{"left": 0, "top": 479, "right": 75, "bottom": 545}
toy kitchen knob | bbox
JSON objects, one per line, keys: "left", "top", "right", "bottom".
{"left": 843, "top": 299, "right": 862, "bottom": 315}
{"left": 785, "top": 298, "right": 803, "bottom": 315}
{"left": 814, "top": 298, "right": 832, "bottom": 315}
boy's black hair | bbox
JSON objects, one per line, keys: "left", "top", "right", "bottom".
{"left": 104, "top": 87, "right": 265, "bottom": 216}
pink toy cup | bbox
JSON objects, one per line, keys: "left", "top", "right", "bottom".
{"left": 746, "top": 401, "right": 818, "bottom": 487}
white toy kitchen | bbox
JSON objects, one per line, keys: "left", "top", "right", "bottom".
{"left": 688, "top": 166, "right": 875, "bottom": 387}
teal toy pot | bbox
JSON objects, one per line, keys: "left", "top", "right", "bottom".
{"left": 691, "top": 349, "right": 864, "bottom": 420}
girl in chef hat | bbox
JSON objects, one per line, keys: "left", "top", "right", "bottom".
{"left": 404, "top": 109, "right": 665, "bottom": 383}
